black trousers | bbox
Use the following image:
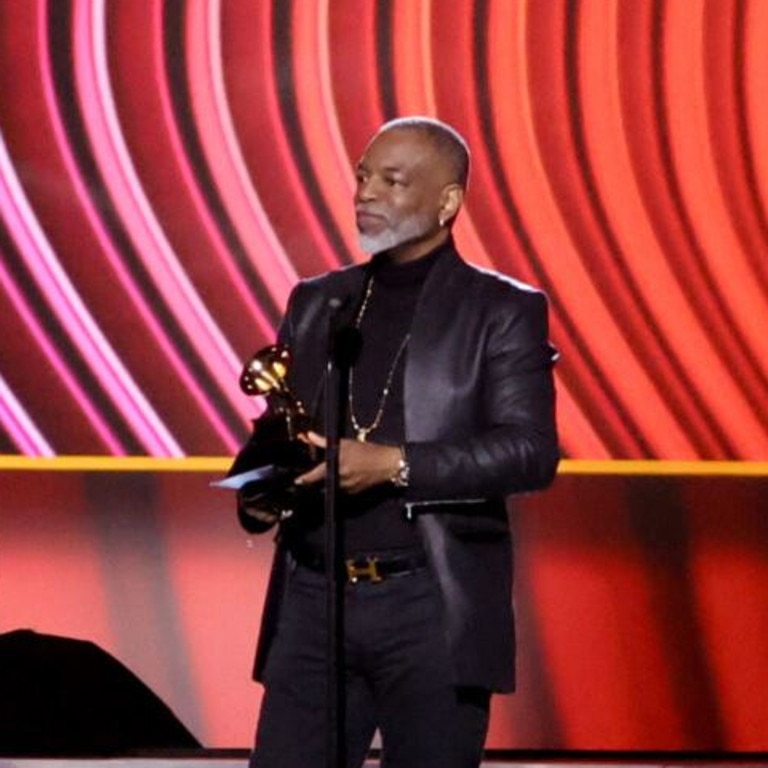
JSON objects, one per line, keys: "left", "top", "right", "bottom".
{"left": 250, "top": 560, "right": 491, "bottom": 768}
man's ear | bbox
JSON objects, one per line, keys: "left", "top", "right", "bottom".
{"left": 439, "top": 184, "right": 464, "bottom": 225}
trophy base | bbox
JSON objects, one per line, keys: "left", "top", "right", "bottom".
{"left": 225, "top": 413, "right": 320, "bottom": 517}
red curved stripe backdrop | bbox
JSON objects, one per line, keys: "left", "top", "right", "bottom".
{"left": 3, "top": 2, "right": 768, "bottom": 755}
{"left": 1, "top": 0, "right": 766, "bottom": 460}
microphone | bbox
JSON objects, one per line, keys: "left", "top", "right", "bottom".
{"left": 327, "top": 296, "right": 362, "bottom": 369}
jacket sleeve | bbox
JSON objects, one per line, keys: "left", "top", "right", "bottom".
{"left": 405, "top": 289, "right": 559, "bottom": 501}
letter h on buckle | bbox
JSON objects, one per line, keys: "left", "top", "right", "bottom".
{"left": 345, "top": 556, "right": 382, "bottom": 584}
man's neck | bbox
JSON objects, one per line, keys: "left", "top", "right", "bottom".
{"left": 377, "top": 228, "right": 451, "bottom": 265}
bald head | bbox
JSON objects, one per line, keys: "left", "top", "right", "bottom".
{"left": 375, "top": 117, "right": 470, "bottom": 190}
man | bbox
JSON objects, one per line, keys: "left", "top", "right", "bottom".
{"left": 236, "top": 116, "right": 559, "bottom": 768}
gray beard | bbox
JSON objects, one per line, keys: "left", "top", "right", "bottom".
{"left": 357, "top": 213, "right": 435, "bottom": 255}
{"left": 358, "top": 230, "right": 400, "bottom": 254}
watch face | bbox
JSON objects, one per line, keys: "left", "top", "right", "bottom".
{"left": 393, "top": 457, "right": 410, "bottom": 488}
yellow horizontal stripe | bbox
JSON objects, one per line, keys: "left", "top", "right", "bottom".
{"left": 1, "top": 456, "right": 767, "bottom": 476}
{"left": 0, "top": 455, "right": 231, "bottom": 472}
{"left": 558, "top": 459, "right": 768, "bottom": 476}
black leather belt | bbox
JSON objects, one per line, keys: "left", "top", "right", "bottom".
{"left": 289, "top": 544, "right": 428, "bottom": 584}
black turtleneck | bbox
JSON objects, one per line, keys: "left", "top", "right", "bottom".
{"left": 302, "top": 241, "right": 449, "bottom": 556}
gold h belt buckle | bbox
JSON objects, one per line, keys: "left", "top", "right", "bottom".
{"left": 345, "top": 556, "right": 382, "bottom": 584}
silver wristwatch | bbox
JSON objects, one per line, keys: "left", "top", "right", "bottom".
{"left": 391, "top": 447, "right": 410, "bottom": 488}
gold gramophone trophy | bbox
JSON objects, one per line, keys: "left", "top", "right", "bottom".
{"left": 223, "top": 345, "right": 318, "bottom": 517}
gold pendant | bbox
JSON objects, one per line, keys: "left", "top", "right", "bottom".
{"left": 356, "top": 430, "right": 368, "bottom": 442}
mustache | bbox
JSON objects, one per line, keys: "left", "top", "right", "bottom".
{"left": 355, "top": 206, "right": 387, "bottom": 219}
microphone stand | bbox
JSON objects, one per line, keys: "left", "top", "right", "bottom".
{"left": 324, "top": 298, "right": 350, "bottom": 768}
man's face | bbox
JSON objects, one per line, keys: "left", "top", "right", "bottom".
{"left": 354, "top": 129, "right": 454, "bottom": 259}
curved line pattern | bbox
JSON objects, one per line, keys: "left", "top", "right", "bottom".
{"left": 0, "top": 0, "right": 766, "bottom": 459}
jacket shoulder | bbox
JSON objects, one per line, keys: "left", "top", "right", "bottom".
{"left": 295, "top": 262, "right": 364, "bottom": 295}
{"left": 280, "top": 263, "right": 366, "bottom": 345}
{"left": 447, "top": 257, "right": 549, "bottom": 309}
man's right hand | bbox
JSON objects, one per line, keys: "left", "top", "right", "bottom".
{"left": 237, "top": 487, "right": 281, "bottom": 526}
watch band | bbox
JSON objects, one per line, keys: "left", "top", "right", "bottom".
{"left": 391, "top": 446, "right": 410, "bottom": 488}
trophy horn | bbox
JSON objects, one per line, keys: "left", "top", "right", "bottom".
{"left": 239, "top": 344, "right": 309, "bottom": 438}
{"left": 240, "top": 345, "right": 291, "bottom": 396}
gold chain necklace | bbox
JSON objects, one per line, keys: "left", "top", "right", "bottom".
{"left": 348, "top": 275, "right": 411, "bottom": 442}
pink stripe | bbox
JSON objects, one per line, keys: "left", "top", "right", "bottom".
{"left": 186, "top": 0, "right": 299, "bottom": 310}
{"left": 0, "top": 246, "right": 124, "bottom": 454}
{"left": 35, "top": 1, "right": 241, "bottom": 454}
{"left": 73, "top": 0, "right": 251, "bottom": 427}
{"left": 150, "top": 2, "right": 276, "bottom": 342}
{"left": 35, "top": 2, "right": 242, "bottom": 454}
{"left": 0, "top": 373, "right": 56, "bottom": 456}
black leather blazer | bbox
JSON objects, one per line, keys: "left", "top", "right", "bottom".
{"left": 245, "top": 242, "right": 559, "bottom": 691}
